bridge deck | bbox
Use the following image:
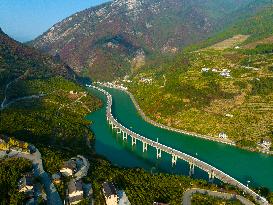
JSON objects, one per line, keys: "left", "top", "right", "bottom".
{"left": 90, "top": 85, "right": 268, "bottom": 205}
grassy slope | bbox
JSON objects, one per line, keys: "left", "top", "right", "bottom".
{"left": 185, "top": 5, "right": 273, "bottom": 52}
{"left": 124, "top": 5, "right": 273, "bottom": 152}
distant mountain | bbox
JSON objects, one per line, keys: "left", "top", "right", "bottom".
{"left": 30, "top": 0, "right": 264, "bottom": 81}
{"left": 185, "top": 2, "right": 273, "bottom": 51}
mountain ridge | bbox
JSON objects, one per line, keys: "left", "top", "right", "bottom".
{"left": 30, "top": 0, "right": 266, "bottom": 81}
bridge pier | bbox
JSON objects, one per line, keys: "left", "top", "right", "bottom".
{"left": 172, "top": 154, "right": 178, "bottom": 166}
{"left": 143, "top": 142, "right": 148, "bottom": 152}
{"left": 156, "top": 148, "right": 162, "bottom": 159}
{"left": 132, "top": 137, "right": 137, "bottom": 146}
{"left": 189, "top": 163, "right": 195, "bottom": 176}
{"left": 117, "top": 128, "right": 121, "bottom": 134}
{"left": 122, "top": 132, "right": 128, "bottom": 141}
{"left": 208, "top": 170, "right": 215, "bottom": 183}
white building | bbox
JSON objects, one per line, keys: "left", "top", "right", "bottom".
{"left": 102, "top": 182, "right": 118, "bottom": 205}
{"left": 68, "top": 180, "right": 84, "bottom": 205}
{"left": 118, "top": 190, "right": 131, "bottom": 205}
{"left": 258, "top": 139, "right": 272, "bottom": 151}
{"left": 201, "top": 68, "right": 210, "bottom": 73}
{"left": 220, "top": 69, "right": 231, "bottom": 78}
{"left": 18, "top": 172, "right": 34, "bottom": 193}
{"left": 60, "top": 160, "right": 77, "bottom": 176}
{"left": 219, "top": 132, "right": 228, "bottom": 139}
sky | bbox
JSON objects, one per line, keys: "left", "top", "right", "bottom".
{"left": 0, "top": 0, "right": 109, "bottom": 42}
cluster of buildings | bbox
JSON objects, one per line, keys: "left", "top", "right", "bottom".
{"left": 18, "top": 171, "right": 36, "bottom": 202}
{"left": 102, "top": 182, "right": 131, "bottom": 205}
{"left": 0, "top": 135, "right": 32, "bottom": 153}
{"left": 52, "top": 155, "right": 91, "bottom": 205}
{"left": 257, "top": 139, "right": 272, "bottom": 152}
{"left": 201, "top": 67, "right": 231, "bottom": 78}
{"left": 139, "top": 77, "right": 153, "bottom": 84}
{"left": 94, "top": 82, "right": 128, "bottom": 91}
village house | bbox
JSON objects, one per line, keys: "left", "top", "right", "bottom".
{"left": 60, "top": 160, "right": 77, "bottom": 176}
{"left": 67, "top": 180, "right": 84, "bottom": 205}
{"left": 139, "top": 77, "right": 153, "bottom": 84}
{"left": 102, "top": 182, "right": 118, "bottom": 205}
{"left": 18, "top": 172, "right": 34, "bottom": 193}
{"left": 212, "top": 68, "right": 219, "bottom": 72}
{"left": 69, "top": 90, "right": 78, "bottom": 95}
{"left": 52, "top": 173, "right": 61, "bottom": 184}
{"left": 220, "top": 69, "right": 231, "bottom": 78}
{"left": 117, "top": 190, "right": 131, "bottom": 205}
{"left": 258, "top": 139, "right": 272, "bottom": 151}
{"left": 201, "top": 67, "right": 210, "bottom": 73}
{"left": 0, "top": 137, "right": 8, "bottom": 150}
{"left": 219, "top": 132, "right": 228, "bottom": 139}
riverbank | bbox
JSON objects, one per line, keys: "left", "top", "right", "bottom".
{"left": 95, "top": 83, "right": 235, "bottom": 146}
{"left": 91, "top": 84, "right": 269, "bottom": 205}
{"left": 95, "top": 83, "right": 273, "bottom": 155}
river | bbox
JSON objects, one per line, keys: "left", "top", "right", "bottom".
{"left": 86, "top": 87, "right": 273, "bottom": 191}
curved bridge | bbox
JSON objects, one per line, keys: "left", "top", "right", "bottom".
{"left": 90, "top": 85, "right": 268, "bottom": 205}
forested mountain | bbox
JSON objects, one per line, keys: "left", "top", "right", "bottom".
{"left": 186, "top": 3, "right": 273, "bottom": 50}
{"left": 0, "top": 29, "right": 101, "bottom": 168}
{"left": 30, "top": 0, "right": 271, "bottom": 81}
{"left": 0, "top": 28, "right": 76, "bottom": 101}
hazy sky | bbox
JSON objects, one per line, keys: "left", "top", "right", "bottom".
{"left": 0, "top": 0, "right": 109, "bottom": 42}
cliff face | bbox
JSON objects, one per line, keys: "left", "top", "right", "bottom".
{"left": 30, "top": 0, "right": 261, "bottom": 80}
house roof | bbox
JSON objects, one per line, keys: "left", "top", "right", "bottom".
{"left": 68, "top": 194, "right": 83, "bottom": 203}
{"left": 18, "top": 176, "right": 33, "bottom": 190}
{"left": 102, "top": 182, "right": 117, "bottom": 197}
{"left": 61, "top": 160, "right": 77, "bottom": 170}
{"left": 25, "top": 176, "right": 33, "bottom": 186}
{"left": 68, "top": 180, "right": 83, "bottom": 194}
{"left": 52, "top": 173, "right": 61, "bottom": 180}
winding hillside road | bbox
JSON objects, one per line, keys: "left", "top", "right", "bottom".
{"left": 1, "top": 78, "right": 19, "bottom": 109}
{"left": 19, "top": 150, "right": 62, "bottom": 205}
{"left": 0, "top": 75, "right": 45, "bottom": 111}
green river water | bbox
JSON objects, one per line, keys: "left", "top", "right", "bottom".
{"left": 86, "top": 87, "right": 273, "bottom": 191}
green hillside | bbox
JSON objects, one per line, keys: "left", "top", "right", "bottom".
{"left": 0, "top": 29, "right": 102, "bottom": 160}
{"left": 186, "top": 4, "right": 273, "bottom": 51}
{"left": 119, "top": 4, "right": 273, "bottom": 152}
{"left": 125, "top": 46, "right": 273, "bottom": 152}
